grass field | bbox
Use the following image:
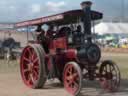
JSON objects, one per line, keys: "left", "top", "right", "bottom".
{"left": 0, "top": 52, "right": 128, "bottom": 78}
{"left": 102, "top": 52, "right": 128, "bottom": 79}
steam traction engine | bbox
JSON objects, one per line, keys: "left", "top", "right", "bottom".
{"left": 16, "top": 1, "right": 120, "bottom": 96}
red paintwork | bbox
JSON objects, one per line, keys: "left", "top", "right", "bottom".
{"left": 20, "top": 46, "right": 39, "bottom": 88}
{"left": 65, "top": 49, "right": 77, "bottom": 59}
{"left": 49, "top": 37, "right": 67, "bottom": 55}
{"left": 48, "top": 37, "right": 77, "bottom": 60}
{"left": 64, "top": 63, "right": 80, "bottom": 95}
{"left": 15, "top": 14, "right": 63, "bottom": 27}
{"left": 38, "top": 36, "right": 77, "bottom": 74}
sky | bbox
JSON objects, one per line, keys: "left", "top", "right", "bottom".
{"left": 0, "top": 0, "right": 127, "bottom": 23}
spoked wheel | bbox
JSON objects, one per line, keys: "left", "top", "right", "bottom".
{"left": 20, "top": 44, "right": 47, "bottom": 89}
{"left": 63, "top": 62, "right": 82, "bottom": 96}
{"left": 99, "top": 60, "right": 120, "bottom": 92}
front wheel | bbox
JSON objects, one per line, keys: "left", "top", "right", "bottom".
{"left": 99, "top": 60, "right": 121, "bottom": 92}
{"left": 63, "top": 62, "right": 82, "bottom": 96}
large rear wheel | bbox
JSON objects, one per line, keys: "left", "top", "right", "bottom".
{"left": 63, "top": 62, "right": 82, "bottom": 96}
{"left": 20, "top": 44, "right": 47, "bottom": 89}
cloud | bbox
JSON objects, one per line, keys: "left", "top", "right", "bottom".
{"left": 31, "top": 4, "right": 41, "bottom": 13}
{"left": 0, "top": 0, "right": 127, "bottom": 23}
{"left": 9, "top": 6, "right": 16, "bottom": 11}
{"left": 46, "top": 1, "right": 66, "bottom": 7}
{"left": 0, "top": 1, "right": 66, "bottom": 22}
{"left": 46, "top": 1, "right": 66, "bottom": 12}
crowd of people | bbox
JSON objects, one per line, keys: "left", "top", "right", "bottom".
{"left": 96, "top": 34, "right": 128, "bottom": 48}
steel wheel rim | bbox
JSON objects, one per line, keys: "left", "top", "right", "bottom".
{"left": 20, "top": 46, "right": 39, "bottom": 88}
{"left": 64, "top": 64, "right": 81, "bottom": 95}
{"left": 100, "top": 63, "right": 120, "bottom": 91}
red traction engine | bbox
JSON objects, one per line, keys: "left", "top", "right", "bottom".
{"left": 17, "top": 1, "right": 121, "bottom": 96}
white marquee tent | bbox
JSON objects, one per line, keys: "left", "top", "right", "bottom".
{"left": 94, "top": 22, "right": 128, "bottom": 35}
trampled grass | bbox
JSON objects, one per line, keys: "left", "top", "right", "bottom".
{"left": 0, "top": 59, "right": 19, "bottom": 73}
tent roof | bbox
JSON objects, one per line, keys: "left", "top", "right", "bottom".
{"left": 94, "top": 22, "right": 128, "bottom": 34}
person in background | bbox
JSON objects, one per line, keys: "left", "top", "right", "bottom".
{"left": 76, "top": 25, "right": 82, "bottom": 33}
{"left": 73, "top": 25, "right": 83, "bottom": 45}
{"left": 46, "top": 25, "right": 56, "bottom": 38}
{"left": 35, "top": 25, "right": 45, "bottom": 42}
{"left": 35, "top": 25, "right": 50, "bottom": 53}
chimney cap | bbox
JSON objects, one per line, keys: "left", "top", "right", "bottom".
{"left": 81, "top": 1, "right": 92, "bottom": 8}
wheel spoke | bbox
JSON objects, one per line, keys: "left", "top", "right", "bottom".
{"left": 73, "top": 73, "right": 78, "bottom": 78}
{"left": 100, "top": 61, "right": 120, "bottom": 92}
{"left": 24, "top": 69, "right": 30, "bottom": 73}
{"left": 70, "top": 66, "right": 73, "bottom": 72}
{"left": 27, "top": 48, "right": 32, "bottom": 56}
{"left": 71, "top": 67, "right": 74, "bottom": 73}
{"left": 64, "top": 63, "right": 82, "bottom": 95}
{"left": 68, "top": 80, "right": 73, "bottom": 87}
{"left": 33, "top": 65, "right": 39, "bottom": 69}
{"left": 67, "top": 70, "right": 71, "bottom": 76}
{"left": 111, "top": 67, "right": 115, "bottom": 71}
{"left": 106, "top": 65, "right": 108, "bottom": 72}
{"left": 33, "top": 57, "right": 38, "bottom": 64}
{"left": 73, "top": 82, "right": 79, "bottom": 92}
{"left": 26, "top": 73, "right": 33, "bottom": 84}
{"left": 74, "top": 81, "right": 79, "bottom": 88}
{"left": 31, "top": 50, "right": 35, "bottom": 60}
{"left": 66, "top": 75, "right": 71, "bottom": 81}
{"left": 23, "top": 57, "right": 30, "bottom": 62}
{"left": 27, "top": 78, "right": 31, "bottom": 84}
{"left": 103, "top": 66, "right": 107, "bottom": 73}
{"left": 109, "top": 65, "right": 112, "bottom": 73}
{"left": 67, "top": 70, "right": 71, "bottom": 75}
{"left": 29, "top": 74, "right": 34, "bottom": 84}
{"left": 33, "top": 70, "right": 38, "bottom": 80}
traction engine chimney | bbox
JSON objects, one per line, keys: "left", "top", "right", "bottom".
{"left": 81, "top": 1, "right": 92, "bottom": 43}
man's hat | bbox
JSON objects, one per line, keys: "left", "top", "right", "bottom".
{"left": 36, "top": 25, "right": 42, "bottom": 32}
